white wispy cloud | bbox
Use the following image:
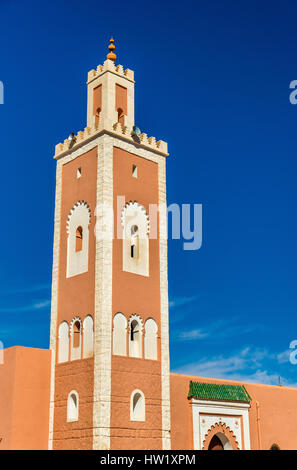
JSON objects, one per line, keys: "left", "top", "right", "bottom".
{"left": 0, "top": 283, "right": 51, "bottom": 296}
{"left": 0, "top": 283, "right": 51, "bottom": 313}
{"left": 276, "top": 349, "right": 291, "bottom": 364}
{"left": 0, "top": 299, "right": 51, "bottom": 313}
{"left": 32, "top": 300, "right": 51, "bottom": 309}
{"left": 173, "top": 316, "right": 262, "bottom": 342}
{"left": 179, "top": 329, "right": 208, "bottom": 340}
{"left": 169, "top": 295, "right": 200, "bottom": 309}
{"left": 172, "top": 346, "right": 296, "bottom": 387}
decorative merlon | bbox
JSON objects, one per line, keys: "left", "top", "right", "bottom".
{"left": 87, "top": 59, "right": 134, "bottom": 85}
{"left": 54, "top": 120, "right": 168, "bottom": 159}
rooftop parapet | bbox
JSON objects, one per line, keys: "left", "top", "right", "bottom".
{"left": 87, "top": 59, "right": 135, "bottom": 85}
{"left": 54, "top": 120, "right": 168, "bottom": 159}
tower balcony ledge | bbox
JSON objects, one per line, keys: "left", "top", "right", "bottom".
{"left": 53, "top": 120, "right": 168, "bottom": 160}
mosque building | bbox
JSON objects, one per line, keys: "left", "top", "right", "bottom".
{"left": 0, "top": 40, "right": 296, "bottom": 451}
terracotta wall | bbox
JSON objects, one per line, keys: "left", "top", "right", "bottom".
{"left": 0, "top": 347, "right": 17, "bottom": 449}
{"left": 110, "top": 147, "right": 163, "bottom": 449}
{"left": 53, "top": 358, "right": 94, "bottom": 449}
{"left": 170, "top": 372, "right": 297, "bottom": 450}
{"left": 0, "top": 346, "right": 51, "bottom": 450}
{"left": 52, "top": 147, "right": 97, "bottom": 449}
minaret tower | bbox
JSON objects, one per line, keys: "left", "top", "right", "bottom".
{"left": 49, "top": 40, "right": 171, "bottom": 450}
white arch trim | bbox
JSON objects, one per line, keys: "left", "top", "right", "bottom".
{"left": 113, "top": 312, "right": 127, "bottom": 356}
{"left": 128, "top": 314, "right": 143, "bottom": 358}
{"left": 83, "top": 315, "right": 94, "bottom": 358}
{"left": 58, "top": 321, "right": 69, "bottom": 363}
{"left": 191, "top": 399, "right": 251, "bottom": 450}
{"left": 214, "top": 432, "right": 233, "bottom": 450}
{"left": 67, "top": 390, "right": 79, "bottom": 422}
{"left": 121, "top": 201, "right": 149, "bottom": 277}
{"left": 66, "top": 201, "right": 91, "bottom": 278}
{"left": 70, "top": 316, "right": 82, "bottom": 361}
{"left": 144, "top": 318, "right": 158, "bottom": 360}
{"left": 130, "top": 389, "right": 145, "bottom": 422}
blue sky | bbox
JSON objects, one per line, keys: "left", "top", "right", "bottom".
{"left": 0, "top": 0, "right": 297, "bottom": 386}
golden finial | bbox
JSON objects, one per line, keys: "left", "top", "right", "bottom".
{"left": 107, "top": 37, "right": 117, "bottom": 62}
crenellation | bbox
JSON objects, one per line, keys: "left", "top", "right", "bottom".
{"left": 115, "top": 64, "right": 124, "bottom": 74}
{"left": 54, "top": 121, "right": 168, "bottom": 159}
{"left": 77, "top": 131, "right": 84, "bottom": 142}
{"left": 87, "top": 59, "right": 134, "bottom": 85}
{"left": 148, "top": 136, "right": 156, "bottom": 145}
{"left": 88, "top": 69, "right": 97, "bottom": 81}
{"left": 139, "top": 133, "right": 148, "bottom": 144}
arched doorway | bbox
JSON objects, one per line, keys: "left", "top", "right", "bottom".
{"left": 202, "top": 423, "right": 239, "bottom": 450}
{"left": 208, "top": 432, "right": 232, "bottom": 450}
{"left": 208, "top": 435, "right": 224, "bottom": 450}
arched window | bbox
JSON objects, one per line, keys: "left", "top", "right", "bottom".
{"left": 113, "top": 313, "right": 127, "bottom": 356}
{"left": 93, "top": 84, "right": 102, "bottom": 126}
{"left": 83, "top": 315, "right": 94, "bottom": 358}
{"left": 67, "top": 201, "right": 91, "bottom": 278}
{"left": 115, "top": 84, "right": 127, "bottom": 125}
{"left": 130, "top": 225, "right": 139, "bottom": 259}
{"left": 144, "top": 318, "right": 158, "bottom": 360}
{"left": 67, "top": 390, "right": 79, "bottom": 422}
{"left": 130, "top": 390, "right": 145, "bottom": 422}
{"left": 73, "top": 321, "right": 81, "bottom": 348}
{"left": 121, "top": 202, "right": 149, "bottom": 277}
{"left": 117, "top": 108, "right": 124, "bottom": 125}
{"left": 70, "top": 318, "right": 82, "bottom": 361}
{"left": 129, "top": 315, "right": 142, "bottom": 358}
{"left": 58, "top": 321, "right": 69, "bottom": 363}
{"left": 95, "top": 107, "right": 101, "bottom": 125}
{"left": 75, "top": 226, "right": 83, "bottom": 252}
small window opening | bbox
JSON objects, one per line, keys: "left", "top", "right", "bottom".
{"left": 131, "top": 390, "right": 145, "bottom": 421}
{"left": 73, "top": 321, "right": 81, "bottom": 348}
{"left": 132, "top": 165, "right": 138, "bottom": 178}
{"left": 95, "top": 107, "right": 101, "bottom": 125}
{"left": 77, "top": 167, "right": 82, "bottom": 179}
{"left": 130, "top": 320, "right": 139, "bottom": 342}
{"left": 117, "top": 108, "right": 125, "bottom": 125}
{"left": 75, "top": 226, "right": 83, "bottom": 252}
{"left": 130, "top": 225, "right": 139, "bottom": 259}
{"left": 67, "top": 391, "right": 79, "bottom": 422}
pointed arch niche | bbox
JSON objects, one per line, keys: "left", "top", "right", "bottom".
{"left": 58, "top": 321, "right": 69, "bottom": 363}
{"left": 113, "top": 313, "right": 127, "bottom": 356}
{"left": 83, "top": 315, "right": 94, "bottom": 358}
{"left": 121, "top": 201, "right": 149, "bottom": 277}
{"left": 66, "top": 201, "right": 91, "bottom": 278}
{"left": 128, "top": 314, "right": 143, "bottom": 358}
{"left": 70, "top": 317, "right": 82, "bottom": 361}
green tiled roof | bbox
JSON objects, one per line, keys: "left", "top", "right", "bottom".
{"left": 188, "top": 381, "right": 251, "bottom": 403}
